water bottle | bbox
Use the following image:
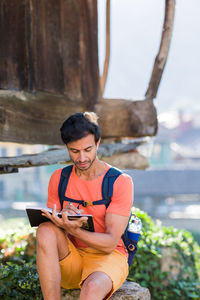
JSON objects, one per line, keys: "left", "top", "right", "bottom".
{"left": 127, "top": 214, "right": 142, "bottom": 242}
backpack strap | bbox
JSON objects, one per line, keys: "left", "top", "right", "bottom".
{"left": 101, "top": 167, "right": 122, "bottom": 208}
{"left": 58, "top": 165, "right": 122, "bottom": 209}
{"left": 58, "top": 165, "right": 73, "bottom": 210}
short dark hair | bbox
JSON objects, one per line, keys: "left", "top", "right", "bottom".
{"left": 60, "top": 112, "right": 101, "bottom": 144}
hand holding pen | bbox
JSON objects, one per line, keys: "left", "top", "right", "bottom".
{"left": 62, "top": 202, "right": 82, "bottom": 216}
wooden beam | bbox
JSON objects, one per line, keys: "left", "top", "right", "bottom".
{"left": 95, "top": 98, "right": 158, "bottom": 138}
{"left": 0, "top": 91, "right": 157, "bottom": 144}
{"left": 0, "top": 141, "right": 148, "bottom": 170}
{"left": 145, "top": 0, "right": 176, "bottom": 100}
{"left": 0, "top": 90, "right": 83, "bottom": 145}
{"left": 100, "top": 0, "right": 111, "bottom": 95}
{"left": 0, "top": 167, "right": 18, "bottom": 174}
{"left": 101, "top": 152, "right": 149, "bottom": 170}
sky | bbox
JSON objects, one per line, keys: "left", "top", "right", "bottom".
{"left": 98, "top": 0, "right": 200, "bottom": 114}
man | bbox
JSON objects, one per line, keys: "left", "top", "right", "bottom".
{"left": 36, "top": 112, "right": 133, "bottom": 300}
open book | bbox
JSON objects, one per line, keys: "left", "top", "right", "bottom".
{"left": 26, "top": 207, "right": 95, "bottom": 232}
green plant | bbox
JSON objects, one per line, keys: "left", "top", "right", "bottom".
{"left": 0, "top": 225, "right": 40, "bottom": 299}
{"left": 128, "top": 208, "right": 200, "bottom": 300}
{"left": 1, "top": 213, "right": 200, "bottom": 300}
{"left": 191, "top": 231, "right": 200, "bottom": 245}
{"left": 0, "top": 262, "right": 42, "bottom": 300}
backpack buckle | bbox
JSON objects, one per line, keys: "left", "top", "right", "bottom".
{"left": 82, "top": 201, "right": 93, "bottom": 207}
{"left": 128, "top": 244, "right": 135, "bottom": 251}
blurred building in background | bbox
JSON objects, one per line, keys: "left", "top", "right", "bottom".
{"left": 0, "top": 142, "right": 59, "bottom": 219}
{"left": 150, "top": 110, "right": 200, "bottom": 168}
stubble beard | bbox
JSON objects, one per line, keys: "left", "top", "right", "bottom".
{"left": 74, "top": 155, "right": 97, "bottom": 172}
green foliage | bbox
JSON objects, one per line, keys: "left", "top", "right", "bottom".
{"left": 0, "top": 262, "right": 42, "bottom": 300}
{"left": 0, "top": 225, "right": 40, "bottom": 299}
{"left": 128, "top": 208, "right": 200, "bottom": 300}
{"left": 191, "top": 231, "right": 200, "bottom": 245}
{"left": 0, "top": 212, "right": 200, "bottom": 300}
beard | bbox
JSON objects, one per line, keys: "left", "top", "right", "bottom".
{"left": 73, "top": 155, "right": 97, "bottom": 171}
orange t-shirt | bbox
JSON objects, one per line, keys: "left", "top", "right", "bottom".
{"left": 47, "top": 164, "right": 133, "bottom": 255}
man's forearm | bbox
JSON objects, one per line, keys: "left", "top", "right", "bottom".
{"left": 68, "top": 228, "right": 119, "bottom": 253}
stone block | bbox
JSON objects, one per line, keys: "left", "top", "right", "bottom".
{"left": 61, "top": 281, "right": 151, "bottom": 300}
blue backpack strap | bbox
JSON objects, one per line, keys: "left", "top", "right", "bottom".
{"left": 58, "top": 165, "right": 122, "bottom": 209}
{"left": 102, "top": 167, "right": 139, "bottom": 266}
{"left": 58, "top": 165, "right": 73, "bottom": 209}
{"left": 102, "top": 167, "right": 122, "bottom": 208}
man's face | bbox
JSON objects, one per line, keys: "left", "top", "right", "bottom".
{"left": 67, "top": 134, "right": 100, "bottom": 171}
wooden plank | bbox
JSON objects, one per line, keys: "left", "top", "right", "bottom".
{"left": 32, "top": 0, "right": 68, "bottom": 93}
{"left": 0, "top": 0, "right": 29, "bottom": 90}
{"left": 0, "top": 141, "right": 148, "bottom": 170}
{"left": 0, "top": 167, "right": 18, "bottom": 174}
{"left": 0, "top": 90, "right": 82, "bottom": 145}
{"left": 0, "top": 0, "right": 99, "bottom": 107}
{"left": 95, "top": 98, "right": 158, "bottom": 138}
{"left": 0, "top": 91, "right": 157, "bottom": 144}
{"left": 79, "top": 0, "right": 99, "bottom": 108}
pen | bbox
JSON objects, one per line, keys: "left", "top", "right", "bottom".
{"left": 68, "top": 201, "right": 81, "bottom": 215}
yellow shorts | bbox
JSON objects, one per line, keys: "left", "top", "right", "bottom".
{"left": 59, "top": 237, "right": 129, "bottom": 298}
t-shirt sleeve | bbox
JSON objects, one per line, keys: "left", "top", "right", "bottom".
{"left": 106, "top": 173, "right": 133, "bottom": 216}
{"left": 47, "top": 168, "right": 62, "bottom": 210}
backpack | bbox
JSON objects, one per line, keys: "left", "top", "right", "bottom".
{"left": 58, "top": 164, "right": 139, "bottom": 266}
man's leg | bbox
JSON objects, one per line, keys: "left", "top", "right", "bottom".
{"left": 36, "top": 222, "right": 69, "bottom": 300}
{"left": 80, "top": 271, "right": 113, "bottom": 300}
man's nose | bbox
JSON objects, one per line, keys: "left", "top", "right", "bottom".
{"left": 79, "top": 151, "right": 86, "bottom": 161}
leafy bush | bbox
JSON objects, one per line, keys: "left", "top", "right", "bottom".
{"left": 0, "top": 225, "right": 39, "bottom": 299}
{"left": 0, "top": 262, "right": 42, "bottom": 300}
{"left": 0, "top": 212, "right": 200, "bottom": 300}
{"left": 191, "top": 231, "right": 200, "bottom": 245}
{"left": 128, "top": 208, "right": 200, "bottom": 300}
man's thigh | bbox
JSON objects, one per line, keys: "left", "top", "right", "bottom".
{"left": 60, "top": 237, "right": 83, "bottom": 289}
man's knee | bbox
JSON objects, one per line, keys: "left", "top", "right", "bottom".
{"left": 81, "top": 272, "right": 113, "bottom": 299}
{"left": 36, "top": 222, "right": 57, "bottom": 247}
{"left": 83, "top": 277, "right": 101, "bottom": 294}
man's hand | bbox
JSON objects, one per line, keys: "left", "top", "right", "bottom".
{"left": 41, "top": 204, "right": 88, "bottom": 234}
{"left": 61, "top": 203, "right": 83, "bottom": 216}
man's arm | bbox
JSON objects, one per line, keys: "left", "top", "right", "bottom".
{"left": 64, "top": 212, "right": 129, "bottom": 253}
{"left": 42, "top": 206, "right": 129, "bottom": 254}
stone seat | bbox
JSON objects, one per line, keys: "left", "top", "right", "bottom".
{"left": 61, "top": 281, "right": 151, "bottom": 299}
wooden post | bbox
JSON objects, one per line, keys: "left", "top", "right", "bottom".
{"left": 0, "top": 0, "right": 100, "bottom": 108}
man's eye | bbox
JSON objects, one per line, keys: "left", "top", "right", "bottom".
{"left": 71, "top": 150, "right": 78, "bottom": 154}
{"left": 85, "top": 148, "right": 92, "bottom": 152}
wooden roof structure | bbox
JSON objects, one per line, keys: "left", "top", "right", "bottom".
{"left": 0, "top": 0, "right": 175, "bottom": 172}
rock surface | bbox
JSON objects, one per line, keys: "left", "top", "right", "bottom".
{"left": 61, "top": 281, "right": 151, "bottom": 300}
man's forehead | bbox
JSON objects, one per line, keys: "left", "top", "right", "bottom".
{"left": 67, "top": 134, "right": 96, "bottom": 149}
